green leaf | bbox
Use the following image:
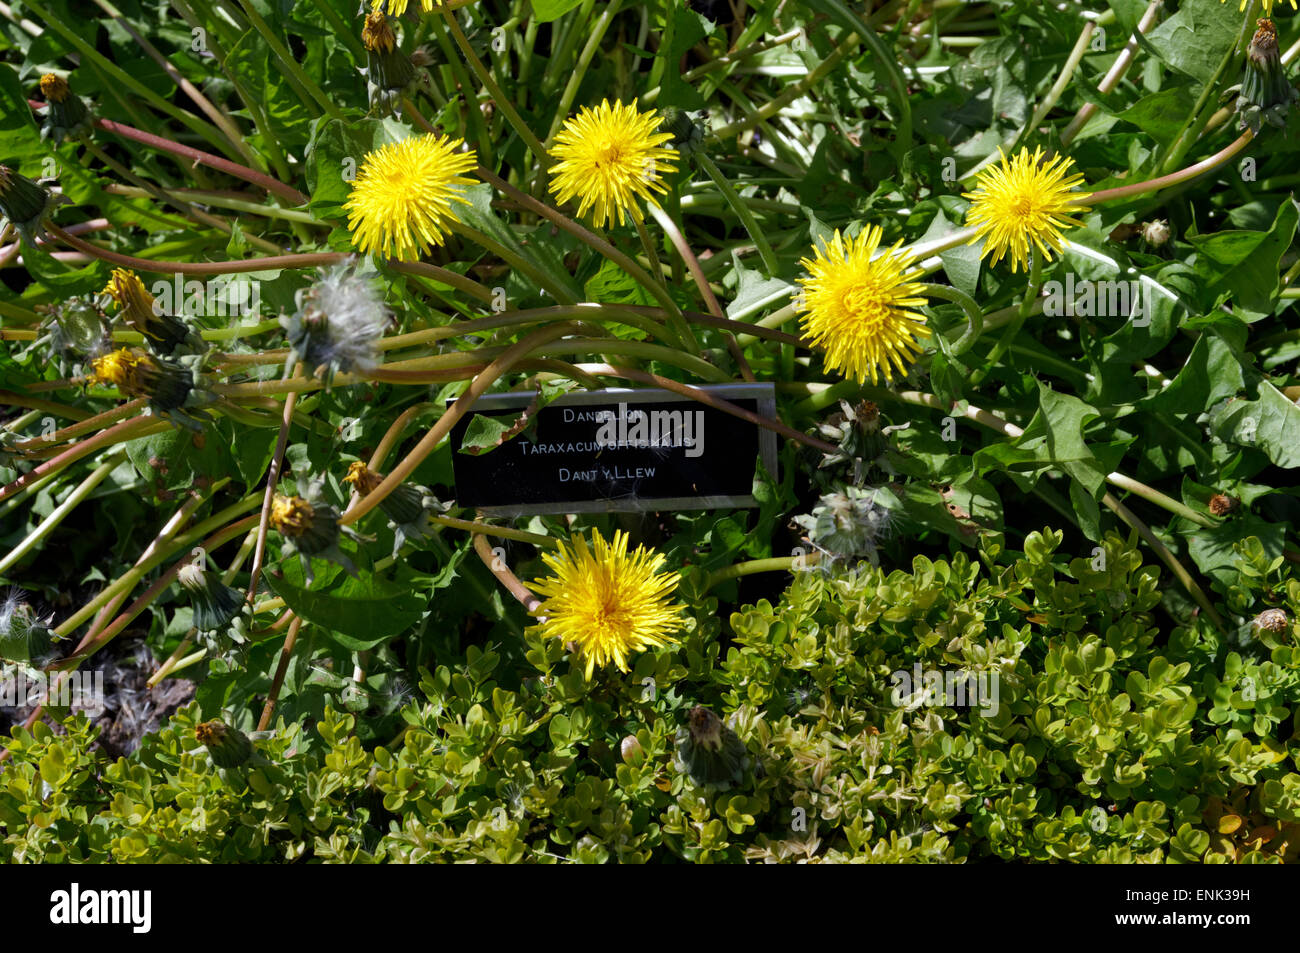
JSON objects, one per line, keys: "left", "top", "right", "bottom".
{"left": 584, "top": 257, "right": 657, "bottom": 307}
{"left": 125, "top": 427, "right": 232, "bottom": 494}
{"left": 726, "top": 251, "right": 793, "bottom": 320}
{"left": 456, "top": 183, "right": 582, "bottom": 302}
{"left": 1208, "top": 381, "right": 1300, "bottom": 469}
{"left": 972, "top": 383, "right": 1110, "bottom": 494}
{"left": 1140, "top": 325, "right": 1246, "bottom": 414}
{"left": 1187, "top": 518, "right": 1285, "bottom": 590}
{"left": 655, "top": 5, "right": 713, "bottom": 110}
{"left": 530, "top": 0, "right": 585, "bottom": 22}
{"left": 1144, "top": 0, "right": 1242, "bottom": 85}
{"left": 0, "top": 63, "right": 46, "bottom": 176}
{"left": 1118, "top": 86, "right": 1198, "bottom": 148}
{"left": 264, "top": 559, "right": 426, "bottom": 650}
{"left": 1188, "top": 199, "right": 1299, "bottom": 313}
{"left": 458, "top": 413, "right": 518, "bottom": 455}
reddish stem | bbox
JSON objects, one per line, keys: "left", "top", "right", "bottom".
{"left": 45, "top": 224, "right": 347, "bottom": 276}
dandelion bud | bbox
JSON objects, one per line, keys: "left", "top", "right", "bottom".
{"left": 100, "top": 269, "right": 192, "bottom": 355}
{"left": 1238, "top": 19, "right": 1298, "bottom": 130}
{"left": 195, "top": 719, "right": 254, "bottom": 769}
{"left": 1139, "top": 219, "right": 1171, "bottom": 248}
{"left": 658, "top": 107, "right": 706, "bottom": 157}
{"left": 270, "top": 492, "right": 357, "bottom": 582}
{"left": 39, "top": 72, "right": 92, "bottom": 144}
{"left": 0, "top": 165, "right": 52, "bottom": 246}
{"left": 361, "top": 12, "right": 417, "bottom": 112}
{"left": 176, "top": 563, "right": 244, "bottom": 633}
{"left": 674, "top": 705, "right": 750, "bottom": 790}
{"left": 344, "top": 462, "right": 451, "bottom": 557}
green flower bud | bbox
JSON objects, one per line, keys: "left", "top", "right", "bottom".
{"left": 673, "top": 705, "right": 750, "bottom": 790}
{"left": 177, "top": 564, "right": 245, "bottom": 633}
{"left": 195, "top": 719, "right": 254, "bottom": 769}
{"left": 39, "top": 73, "right": 92, "bottom": 144}
{"left": 658, "top": 107, "right": 706, "bottom": 156}
{"left": 0, "top": 165, "right": 52, "bottom": 246}
{"left": 1238, "top": 19, "right": 1298, "bottom": 130}
{"left": 362, "top": 12, "right": 417, "bottom": 113}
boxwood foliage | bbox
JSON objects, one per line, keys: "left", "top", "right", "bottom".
{"left": 3, "top": 529, "right": 1297, "bottom": 863}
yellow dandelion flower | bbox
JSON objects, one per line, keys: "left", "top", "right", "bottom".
{"left": 371, "top": 0, "right": 440, "bottom": 15}
{"left": 39, "top": 73, "right": 70, "bottom": 103}
{"left": 963, "top": 146, "right": 1092, "bottom": 273}
{"left": 344, "top": 134, "right": 477, "bottom": 261}
{"left": 526, "top": 530, "right": 685, "bottom": 680}
{"left": 1224, "top": 0, "right": 1295, "bottom": 15}
{"left": 90, "top": 348, "right": 148, "bottom": 392}
{"left": 796, "top": 226, "right": 931, "bottom": 386}
{"left": 102, "top": 268, "right": 154, "bottom": 324}
{"left": 548, "top": 99, "right": 679, "bottom": 228}
{"left": 269, "top": 494, "right": 317, "bottom": 537}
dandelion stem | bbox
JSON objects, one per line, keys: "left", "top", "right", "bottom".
{"left": 705, "top": 556, "right": 798, "bottom": 591}
{"left": 473, "top": 532, "right": 541, "bottom": 613}
{"left": 440, "top": 7, "right": 551, "bottom": 168}
{"left": 95, "top": 118, "right": 308, "bottom": 206}
{"left": 258, "top": 616, "right": 303, "bottom": 731}
{"left": 0, "top": 415, "right": 166, "bottom": 506}
{"left": 576, "top": 363, "right": 840, "bottom": 454}
{"left": 919, "top": 283, "right": 984, "bottom": 356}
{"left": 246, "top": 364, "right": 302, "bottom": 607}
{"left": 1085, "top": 131, "right": 1255, "bottom": 205}
{"left": 45, "top": 224, "right": 345, "bottom": 274}
{"left": 694, "top": 153, "right": 781, "bottom": 276}
{"left": 1102, "top": 492, "right": 1225, "bottom": 631}
{"left": 477, "top": 165, "right": 695, "bottom": 341}
{"left": 0, "top": 452, "right": 125, "bottom": 575}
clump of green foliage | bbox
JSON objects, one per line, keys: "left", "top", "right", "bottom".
{"left": 4, "top": 529, "right": 1296, "bottom": 863}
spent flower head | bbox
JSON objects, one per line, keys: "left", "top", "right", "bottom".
{"left": 283, "top": 265, "right": 390, "bottom": 383}
{"left": 548, "top": 99, "right": 679, "bottom": 228}
{"left": 345, "top": 134, "right": 477, "bottom": 261}
{"left": 796, "top": 226, "right": 931, "bottom": 386}
{"left": 270, "top": 476, "right": 366, "bottom": 583}
{"left": 526, "top": 529, "right": 685, "bottom": 679}
{"left": 1237, "top": 18, "right": 1298, "bottom": 130}
{"left": 963, "top": 146, "right": 1091, "bottom": 272}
